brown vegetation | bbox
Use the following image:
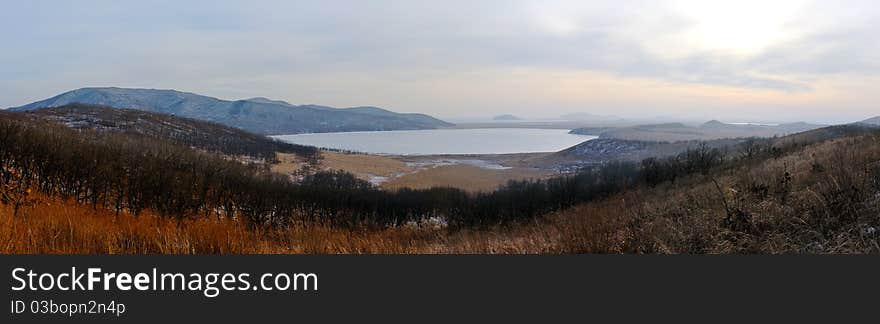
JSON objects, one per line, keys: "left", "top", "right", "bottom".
{"left": 532, "top": 134, "right": 880, "bottom": 253}
{"left": 4, "top": 132, "right": 877, "bottom": 254}
{"left": 277, "top": 150, "right": 550, "bottom": 192}
{"left": 383, "top": 164, "right": 548, "bottom": 192}
{"left": 573, "top": 121, "right": 823, "bottom": 142}
{"left": 25, "top": 104, "right": 319, "bottom": 162}
{"left": 320, "top": 151, "right": 412, "bottom": 181}
{"left": 2, "top": 104, "right": 878, "bottom": 253}
{"left": 0, "top": 193, "right": 436, "bottom": 254}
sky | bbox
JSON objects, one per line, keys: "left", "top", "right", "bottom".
{"left": 1, "top": 0, "right": 878, "bottom": 123}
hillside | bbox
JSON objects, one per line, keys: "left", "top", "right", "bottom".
{"left": 528, "top": 137, "right": 746, "bottom": 172}
{"left": 8, "top": 87, "right": 453, "bottom": 134}
{"left": 570, "top": 120, "right": 824, "bottom": 141}
{"left": 547, "top": 126, "right": 880, "bottom": 253}
{"left": 2, "top": 103, "right": 878, "bottom": 254}
{"left": 542, "top": 125, "right": 862, "bottom": 172}
{"left": 3, "top": 123, "right": 879, "bottom": 253}
{"left": 859, "top": 116, "right": 880, "bottom": 125}
{"left": 8, "top": 104, "right": 317, "bottom": 162}
{"left": 511, "top": 125, "right": 880, "bottom": 253}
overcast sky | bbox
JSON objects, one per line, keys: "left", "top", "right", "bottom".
{"left": 2, "top": 0, "right": 878, "bottom": 122}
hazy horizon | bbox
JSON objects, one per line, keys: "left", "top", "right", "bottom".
{"left": 3, "top": 1, "right": 879, "bottom": 124}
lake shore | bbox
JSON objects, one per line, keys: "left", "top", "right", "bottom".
{"left": 272, "top": 128, "right": 596, "bottom": 155}
{"left": 273, "top": 150, "right": 555, "bottom": 192}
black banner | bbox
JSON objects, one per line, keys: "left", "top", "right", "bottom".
{"left": 2, "top": 255, "right": 877, "bottom": 323}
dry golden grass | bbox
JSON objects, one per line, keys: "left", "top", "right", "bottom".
{"left": 320, "top": 151, "right": 412, "bottom": 178}
{"left": 546, "top": 134, "right": 880, "bottom": 253}
{"left": 283, "top": 150, "right": 551, "bottom": 192}
{"left": 4, "top": 133, "right": 877, "bottom": 254}
{"left": 270, "top": 152, "right": 307, "bottom": 175}
{"left": 383, "top": 164, "right": 549, "bottom": 192}
{"left": 413, "top": 197, "right": 636, "bottom": 253}
{"left": 0, "top": 194, "right": 441, "bottom": 254}
{"left": 0, "top": 192, "right": 621, "bottom": 254}
{"left": 273, "top": 151, "right": 414, "bottom": 182}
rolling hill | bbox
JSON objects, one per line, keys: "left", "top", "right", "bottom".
{"left": 858, "top": 116, "right": 880, "bottom": 126}
{"left": 2, "top": 101, "right": 879, "bottom": 253}
{"left": 8, "top": 87, "right": 453, "bottom": 135}
{"left": 3, "top": 117, "right": 878, "bottom": 253}
{"left": 3, "top": 103, "right": 317, "bottom": 161}
{"left": 570, "top": 120, "right": 825, "bottom": 141}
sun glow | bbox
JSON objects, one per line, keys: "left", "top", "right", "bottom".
{"left": 674, "top": 0, "right": 804, "bottom": 55}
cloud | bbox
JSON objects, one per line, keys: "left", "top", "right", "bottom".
{"left": 1, "top": 0, "right": 879, "bottom": 121}
{"left": 750, "top": 29, "right": 880, "bottom": 76}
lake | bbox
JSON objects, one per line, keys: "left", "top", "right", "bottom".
{"left": 273, "top": 128, "right": 596, "bottom": 155}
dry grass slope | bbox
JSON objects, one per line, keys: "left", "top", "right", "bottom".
{"left": 541, "top": 134, "right": 880, "bottom": 253}
{"left": 383, "top": 164, "right": 548, "bottom": 192}
{"left": 320, "top": 151, "right": 412, "bottom": 180}
{"left": 2, "top": 128, "right": 878, "bottom": 254}
{"left": 0, "top": 194, "right": 447, "bottom": 254}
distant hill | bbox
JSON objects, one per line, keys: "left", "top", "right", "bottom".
{"left": 858, "top": 116, "right": 880, "bottom": 125}
{"left": 493, "top": 114, "right": 521, "bottom": 121}
{"left": 541, "top": 124, "right": 871, "bottom": 171}
{"left": 12, "top": 103, "right": 317, "bottom": 161}
{"left": 8, "top": 87, "right": 453, "bottom": 135}
{"left": 570, "top": 120, "right": 824, "bottom": 142}
{"left": 532, "top": 138, "right": 746, "bottom": 170}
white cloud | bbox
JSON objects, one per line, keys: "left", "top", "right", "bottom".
{"left": 2, "top": 0, "right": 879, "bottom": 122}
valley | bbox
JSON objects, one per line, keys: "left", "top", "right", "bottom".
{"left": 4, "top": 123, "right": 879, "bottom": 253}
{"left": 274, "top": 150, "right": 554, "bottom": 192}
{"left": 2, "top": 102, "right": 879, "bottom": 254}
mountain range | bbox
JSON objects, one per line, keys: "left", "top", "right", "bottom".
{"left": 7, "top": 87, "right": 453, "bottom": 135}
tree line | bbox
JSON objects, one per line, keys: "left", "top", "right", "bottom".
{"left": 28, "top": 104, "right": 319, "bottom": 163}
{"left": 4, "top": 111, "right": 862, "bottom": 229}
{"left": 0, "top": 114, "right": 643, "bottom": 228}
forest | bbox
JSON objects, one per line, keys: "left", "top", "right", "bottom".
{"left": 5, "top": 107, "right": 870, "bottom": 232}
{"left": 21, "top": 104, "right": 319, "bottom": 162}
{"left": 2, "top": 109, "right": 879, "bottom": 253}
{"left": 0, "top": 111, "right": 637, "bottom": 228}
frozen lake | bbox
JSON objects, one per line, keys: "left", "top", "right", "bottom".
{"left": 273, "top": 128, "right": 596, "bottom": 155}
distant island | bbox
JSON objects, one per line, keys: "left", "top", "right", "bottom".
{"left": 8, "top": 87, "right": 453, "bottom": 135}
{"left": 493, "top": 114, "right": 521, "bottom": 121}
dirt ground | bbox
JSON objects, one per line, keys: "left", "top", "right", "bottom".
{"left": 272, "top": 150, "right": 553, "bottom": 191}
{"left": 270, "top": 152, "right": 307, "bottom": 175}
